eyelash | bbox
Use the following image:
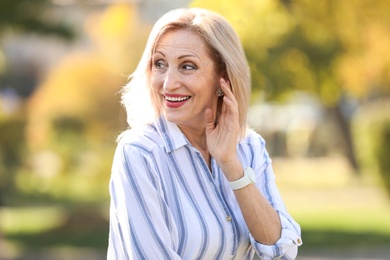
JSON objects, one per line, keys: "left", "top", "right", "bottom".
{"left": 154, "top": 60, "right": 197, "bottom": 71}
{"left": 155, "top": 60, "right": 165, "bottom": 69}
{"left": 182, "top": 64, "right": 196, "bottom": 70}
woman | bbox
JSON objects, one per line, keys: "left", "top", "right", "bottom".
{"left": 108, "top": 8, "right": 302, "bottom": 260}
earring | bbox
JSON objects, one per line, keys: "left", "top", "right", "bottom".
{"left": 217, "top": 88, "right": 224, "bottom": 97}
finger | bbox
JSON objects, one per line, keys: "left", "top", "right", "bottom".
{"left": 220, "top": 79, "right": 238, "bottom": 107}
{"left": 220, "top": 78, "right": 230, "bottom": 92}
{"left": 222, "top": 96, "right": 239, "bottom": 116}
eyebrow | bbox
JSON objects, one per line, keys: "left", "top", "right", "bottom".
{"left": 154, "top": 50, "right": 165, "bottom": 57}
{"left": 178, "top": 54, "right": 199, "bottom": 60}
{"left": 154, "top": 50, "right": 199, "bottom": 60}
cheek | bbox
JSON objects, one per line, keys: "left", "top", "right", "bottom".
{"left": 149, "top": 73, "right": 164, "bottom": 110}
{"left": 207, "top": 78, "right": 220, "bottom": 98}
{"left": 149, "top": 76, "right": 163, "bottom": 113}
{"left": 150, "top": 73, "right": 162, "bottom": 92}
{"left": 194, "top": 72, "right": 219, "bottom": 93}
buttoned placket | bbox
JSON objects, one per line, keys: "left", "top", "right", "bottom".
{"left": 192, "top": 148, "right": 239, "bottom": 256}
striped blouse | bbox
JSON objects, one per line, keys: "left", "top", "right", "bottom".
{"left": 108, "top": 116, "right": 302, "bottom": 260}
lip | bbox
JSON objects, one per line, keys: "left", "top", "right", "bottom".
{"left": 163, "top": 93, "right": 191, "bottom": 108}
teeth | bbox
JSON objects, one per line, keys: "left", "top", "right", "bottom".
{"left": 165, "top": 96, "right": 190, "bottom": 102}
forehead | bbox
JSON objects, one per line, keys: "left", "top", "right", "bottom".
{"left": 155, "top": 29, "right": 211, "bottom": 56}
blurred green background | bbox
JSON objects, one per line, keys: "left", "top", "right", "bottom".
{"left": 1, "top": 0, "right": 390, "bottom": 259}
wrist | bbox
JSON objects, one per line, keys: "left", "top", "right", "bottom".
{"left": 219, "top": 159, "right": 243, "bottom": 181}
{"left": 228, "top": 167, "right": 257, "bottom": 190}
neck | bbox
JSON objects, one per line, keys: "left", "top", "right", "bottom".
{"left": 178, "top": 125, "right": 211, "bottom": 168}
{"left": 179, "top": 125, "right": 207, "bottom": 151}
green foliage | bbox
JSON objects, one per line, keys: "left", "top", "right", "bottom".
{"left": 191, "top": 0, "right": 390, "bottom": 170}
{"left": 0, "top": 116, "right": 25, "bottom": 169}
{"left": 353, "top": 99, "right": 390, "bottom": 196}
{"left": 191, "top": 0, "right": 390, "bottom": 104}
{"left": 0, "top": 116, "right": 26, "bottom": 205}
{"left": 377, "top": 124, "right": 390, "bottom": 189}
{"left": 2, "top": 206, "right": 109, "bottom": 252}
{"left": 0, "top": 0, "right": 74, "bottom": 39}
{"left": 14, "top": 4, "right": 149, "bottom": 205}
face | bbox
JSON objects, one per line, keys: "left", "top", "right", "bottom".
{"left": 150, "top": 29, "right": 221, "bottom": 132}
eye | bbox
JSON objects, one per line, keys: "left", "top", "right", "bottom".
{"left": 181, "top": 63, "right": 197, "bottom": 71}
{"left": 154, "top": 60, "right": 166, "bottom": 69}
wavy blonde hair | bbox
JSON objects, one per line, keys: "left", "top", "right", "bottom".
{"left": 121, "top": 8, "right": 250, "bottom": 138}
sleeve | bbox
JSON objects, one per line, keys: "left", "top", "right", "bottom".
{"left": 107, "top": 143, "right": 182, "bottom": 260}
{"left": 249, "top": 135, "right": 303, "bottom": 260}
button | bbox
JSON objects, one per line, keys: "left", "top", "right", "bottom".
{"left": 225, "top": 216, "right": 232, "bottom": 222}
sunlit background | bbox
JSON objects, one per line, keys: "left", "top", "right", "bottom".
{"left": 1, "top": 0, "right": 390, "bottom": 259}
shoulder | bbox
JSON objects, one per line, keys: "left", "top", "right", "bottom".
{"left": 238, "top": 128, "right": 271, "bottom": 169}
{"left": 241, "top": 128, "right": 267, "bottom": 148}
{"left": 111, "top": 125, "right": 165, "bottom": 177}
{"left": 116, "top": 124, "right": 163, "bottom": 155}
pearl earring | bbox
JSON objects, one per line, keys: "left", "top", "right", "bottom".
{"left": 217, "top": 88, "right": 224, "bottom": 97}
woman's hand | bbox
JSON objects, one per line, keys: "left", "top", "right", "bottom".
{"left": 206, "top": 81, "right": 282, "bottom": 246}
{"left": 205, "top": 78, "right": 242, "bottom": 177}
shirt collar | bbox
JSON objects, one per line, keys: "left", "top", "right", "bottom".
{"left": 154, "top": 116, "right": 188, "bottom": 153}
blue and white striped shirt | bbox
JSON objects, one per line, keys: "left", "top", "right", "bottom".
{"left": 108, "top": 117, "right": 302, "bottom": 260}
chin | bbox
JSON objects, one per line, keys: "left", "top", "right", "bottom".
{"left": 163, "top": 112, "right": 184, "bottom": 124}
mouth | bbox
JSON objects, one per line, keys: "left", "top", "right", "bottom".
{"left": 163, "top": 94, "right": 191, "bottom": 108}
{"left": 164, "top": 95, "right": 191, "bottom": 102}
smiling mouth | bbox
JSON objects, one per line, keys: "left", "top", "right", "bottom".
{"left": 164, "top": 96, "right": 191, "bottom": 102}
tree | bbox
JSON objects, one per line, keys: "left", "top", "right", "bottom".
{"left": 0, "top": 0, "right": 74, "bottom": 39}
{"left": 191, "top": 0, "right": 390, "bottom": 170}
{"left": 23, "top": 4, "right": 150, "bottom": 200}
{"left": 0, "top": 0, "right": 76, "bottom": 206}
{"left": 0, "top": 0, "right": 76, "bottom": 96}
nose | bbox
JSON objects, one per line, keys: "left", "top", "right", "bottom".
{"left": 163, "top": 68, "right": 181, "bottom": 91}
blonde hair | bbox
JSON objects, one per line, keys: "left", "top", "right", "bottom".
{"left": 121, "top": 8, "right": 250, "bottom": 138}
